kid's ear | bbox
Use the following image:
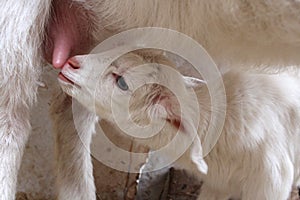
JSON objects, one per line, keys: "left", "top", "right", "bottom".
{"left": 183, "top": 76, "right": 206, "bottom": 88}
{"left": 149, "top": 84, "right": 196, "bottom": 133}
{"left": 190, "top": 134, "right": 208, "bottom": 174}
{"left": 149, "top": 90, "right": 183, "bottom": 131}
{"left": 149, "top": 89, "right": 208, "bottom": 174}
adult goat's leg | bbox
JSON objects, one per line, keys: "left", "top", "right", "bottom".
{"left": 0, "top": 1, "right": 51, "bottom": 199}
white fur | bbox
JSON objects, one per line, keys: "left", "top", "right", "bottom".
{"left": 91, "top": 0, "right": 300, "bottom": 67}
{"left": 50, "top": 92, "right": 98, "bottom": 200}
{"left": 2, "top": 0, "right": 300, "bottom": 199}
{"left": 0, "top": 1, "right": 51, "bottom": 199}
{"left": 58, "top": 52, "right": 300, "bottom": 200}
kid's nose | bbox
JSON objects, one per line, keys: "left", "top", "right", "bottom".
{"left": 67, "top": 57, "right": 80, "bottom": 69}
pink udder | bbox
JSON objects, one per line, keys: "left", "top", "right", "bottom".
{"left": 45, "top": 0, "right": 93, "bottom": 69}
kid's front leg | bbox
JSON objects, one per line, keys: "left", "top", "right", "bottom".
{"left": 51, "top": 91, "right": 97, "bottom": 200}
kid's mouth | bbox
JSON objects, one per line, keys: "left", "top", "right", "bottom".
{"left": 58, "top": 72, "right": 81, "bottom": 90}
{"left": 59, "top": 72, "right": 74, "bottom": 84}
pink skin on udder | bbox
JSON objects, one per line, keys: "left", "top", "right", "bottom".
{"left": 45, "top": 0, "right": 94, "bottom": 69}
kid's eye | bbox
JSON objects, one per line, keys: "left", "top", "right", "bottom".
{"left": 116, "top": 75, "right": 129, "bottom": 91}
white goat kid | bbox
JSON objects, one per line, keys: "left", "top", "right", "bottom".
{"left": 58, "top": 51, "right": 300, "bottom": 200}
